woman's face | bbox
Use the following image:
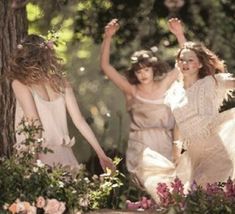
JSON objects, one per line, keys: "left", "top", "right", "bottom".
{"left": 178, "top": 49, "right": 202, "bottom": 78}
{"left": 135, "top": 67, "right": 154, "bottom": 84}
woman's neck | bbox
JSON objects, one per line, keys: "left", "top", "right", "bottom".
{"left": 183, "top": 75, "right": 199, "bottom": 89}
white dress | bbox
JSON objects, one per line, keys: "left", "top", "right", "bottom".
{"left": 15, "top": 89, "right": 79, "bottom": 169}
{"left": 140, "top": 73, "right": 235, "bottom": 201}
{"left": 173, "top": 73, "right": 235, "bottom": 186}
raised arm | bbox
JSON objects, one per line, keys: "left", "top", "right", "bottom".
{"left": 65, "top": 84, "right": 115, "bottom": 172}
{"left": 100, "top": 19, "right": 135, "bottom": 96}
{"left": 168, "top": 18, "right": 186, "bottom": 48}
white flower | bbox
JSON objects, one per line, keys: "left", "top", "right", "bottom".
{"left": 84, "top": 177, "right": 90, "bottom": 183}
{"left": 79, "top": 196, "right": 89, "bottom": 207}
{"left": 17, "top": 44, "right": 23, "bottom": 49}
{"left": 150, "top": 46, "right": 158, "bottom": 53}
{"left": 36, "top": 138, "right": 44, "bottom": 143}
{"left": 92, "top": 174, "right": 99, "bottom": 180}
{"left": 58, "top": 181, "right": 64, "bottom": 188}
{"left": 3, "top": 203, "right": 9, "bottom": 210}
{"left": 36, "top": 159, "right": 45, "bottom": 168}
{"left": 44, "top": 199, "right": 65, "bottom": 214}
{"left": 142, "top": 53, "right": 149, "bottom": 58}
{"left": 131, "top": 56, "right": 138, "bottom": 63}
{"left": 33, "top": 167, "right": 38, "bottom": 173}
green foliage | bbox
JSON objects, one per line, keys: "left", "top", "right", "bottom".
{"left": 156, "top": 179, "right": 235, "bottom": 214}
{"left": 0, "top": 119, "right": 123, "bottom": 213}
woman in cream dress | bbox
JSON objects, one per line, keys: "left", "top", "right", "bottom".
{"left": 170, "top": 19, "right": 235, "bottom": 187}
{"left": 142, "top": 20, "right": 235, "bottom": 200}
{"left": 100, "top": 19, "right": 183, "bottom": 200}
{"left": 9, "top": 34, "right": 114, "bottom": 172}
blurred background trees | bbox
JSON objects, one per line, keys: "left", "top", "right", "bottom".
{"left": 1, "top": 0, "right": 235, "bottom": 163}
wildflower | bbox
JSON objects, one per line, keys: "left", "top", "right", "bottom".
{"left": 36, "top": 159, "right": 45, "bottom": 168}
{"left": 79, "top": 195, "right": 89, "bottom": 208}
{"left": 225, "top": 177, "right": 235, "bottom": 197}
{"left": 206, "top": 182, "right": 223, "bottom": 195}
{"left": 131, "top": 56, "right": 138, "bottom": 63}
{"left": 17, "top": 44, "right": 23, "bottom": 49}
{"left": 44, "top": 199, "right": 66, "bottom": 214}
{"left": 150, "top": 46, "right": 158, "bottom": 53}
{"left": 46, "top": 40, "right": 54, "bottom": 49}
{"left": 190, "top": 180, "right": 198, "bottom": 192}
{"left": 8, "top": 200, "right": 33, "bottom": 214}
{"left": 58, "top": 181, "right": 65, "bottom": 188}
{"left": 171, "top": 177, "right": 184, "bottom": 195}
{"left": 32, "top": 167, "right": 38, "bottom": 173}
{"left": 156, "top": 183, "right": 171, "bottom": 207}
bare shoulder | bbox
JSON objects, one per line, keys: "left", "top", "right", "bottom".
{"left": 12, "top": 79, "right": 29, "bottom": 91}
{"left": 11, "top": 79, "right": 32, "bottom": 99}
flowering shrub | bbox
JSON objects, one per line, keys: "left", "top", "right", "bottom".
{"left": 156, "top": 177, "right": 235, "bottom": 213}
{"left": 0, "top": 119, "right": 123, "bottom": 213}
{"left": 8, "top": 197, "right": 66, "bottom": 214}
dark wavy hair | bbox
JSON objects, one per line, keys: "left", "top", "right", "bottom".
{"left": 126, "top": 50, "right": 170, "bottom": 84}
{"left": 176, "top": 41, "right": 225, "bottom": 79}
{"left": 8, "top": 34, "right": 66, "bottom": 93}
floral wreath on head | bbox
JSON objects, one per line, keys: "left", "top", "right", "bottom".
{"left": 17, "top": 40, "right": 54, "bottom": 50}
{"left": 130, "top": 46, "right": 159, "bottom": 64}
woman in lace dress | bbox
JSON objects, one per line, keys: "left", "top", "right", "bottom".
{"left": 169, "top": 20, "right": 235, "bottom": 187}
{"left": 8, "top": 34, "right": 114, "bottom": 172}
{"left": 100, "top": 19, "right": 184, "bottom": 200}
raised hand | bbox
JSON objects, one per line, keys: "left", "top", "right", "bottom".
{"left": 168, "top": 18, "right": 184, "bottom": 36}
{"left": 104, "top": 19, "right": 119, "bottom": 38}
{"left": 168, "top": 18, "right": 186, "bottom": 47}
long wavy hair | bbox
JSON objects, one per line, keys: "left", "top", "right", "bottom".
{"left": 126, "top": 50, "right": 170, "bottom": 84}
{"left": 8, "top": 34, "right": 66, "bottom": 93}
{"left": 176, "top": 41, "right": 225, "bottom": 79}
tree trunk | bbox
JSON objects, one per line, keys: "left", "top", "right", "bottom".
{"left": 0, "top": 0, "right": 27, "bottom": 157}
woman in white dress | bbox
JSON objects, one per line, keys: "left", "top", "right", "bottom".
{"left": 139, "top": 19, "right": 235, "bottom": 203}
{"left": 100, "top": 19, "right": 184, "bottom": 201}
{"left": 8, "top": 34, "right": 115, "bottom": 172}
{"left": 172, "top": 39, "right": 235, "bottom": 186}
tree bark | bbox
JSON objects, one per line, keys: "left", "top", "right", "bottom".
{"left": 0, "top": 0, "right": 27, "bottom": 157}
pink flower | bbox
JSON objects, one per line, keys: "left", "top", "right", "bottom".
{"left": 46, "top": 41, "right": 54, "bottom": 49}
{"left": 225, "top": 177, "right": 235, "bottom": 198}
{"left": 36, "top": 196, "right": 46, "bottom": 208}
{"left": 8, "top": 200, "right": 36, "bottom": 214}
{"left": 156, "top": 183, "right": 172, "bottom": 207}
{"left": 44, "top": 199, "right": 65, "bottom": 214}
{"left": 171, "top": 177, "right": 184, "bottom": 195}
{"left": 206, "top": 182, "right": 223, "bottom": 195}
{"left": 126, "top": 200, "right": 141, "bottom": 210}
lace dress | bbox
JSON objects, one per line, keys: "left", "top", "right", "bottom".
{"left": 15, "top": 89, "right": 79, "bottom": 169}
{"left": 174, "top": 73, "right": 235, "bottom": 186}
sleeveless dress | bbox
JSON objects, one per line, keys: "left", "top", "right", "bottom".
{"left": 125, "top": 81, "right": 181, "bottom": 199}
{"left": 140, "top": 73, "right": 235, "bottom": 202}
{"left": 15, "top": 89, "right": 79, "bottom": 169}
{"left": 173, "top": 73, "right": 235, "bottom": 186}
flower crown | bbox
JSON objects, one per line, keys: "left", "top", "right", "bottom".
{"left": 17, "top": 40, "right": 54, "bottom": 50}
{"left": 130, "top": 46, "right": 159, "bottom": 64}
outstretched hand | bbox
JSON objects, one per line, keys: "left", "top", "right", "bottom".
{"left": 104, "top": 19, "right": 119, "bottom": 38}
{"left": 168, "top": 18, "right": 184, "bottom": 36}
{"left": 99, "top": 155, "right": 116, "bottom": 174}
